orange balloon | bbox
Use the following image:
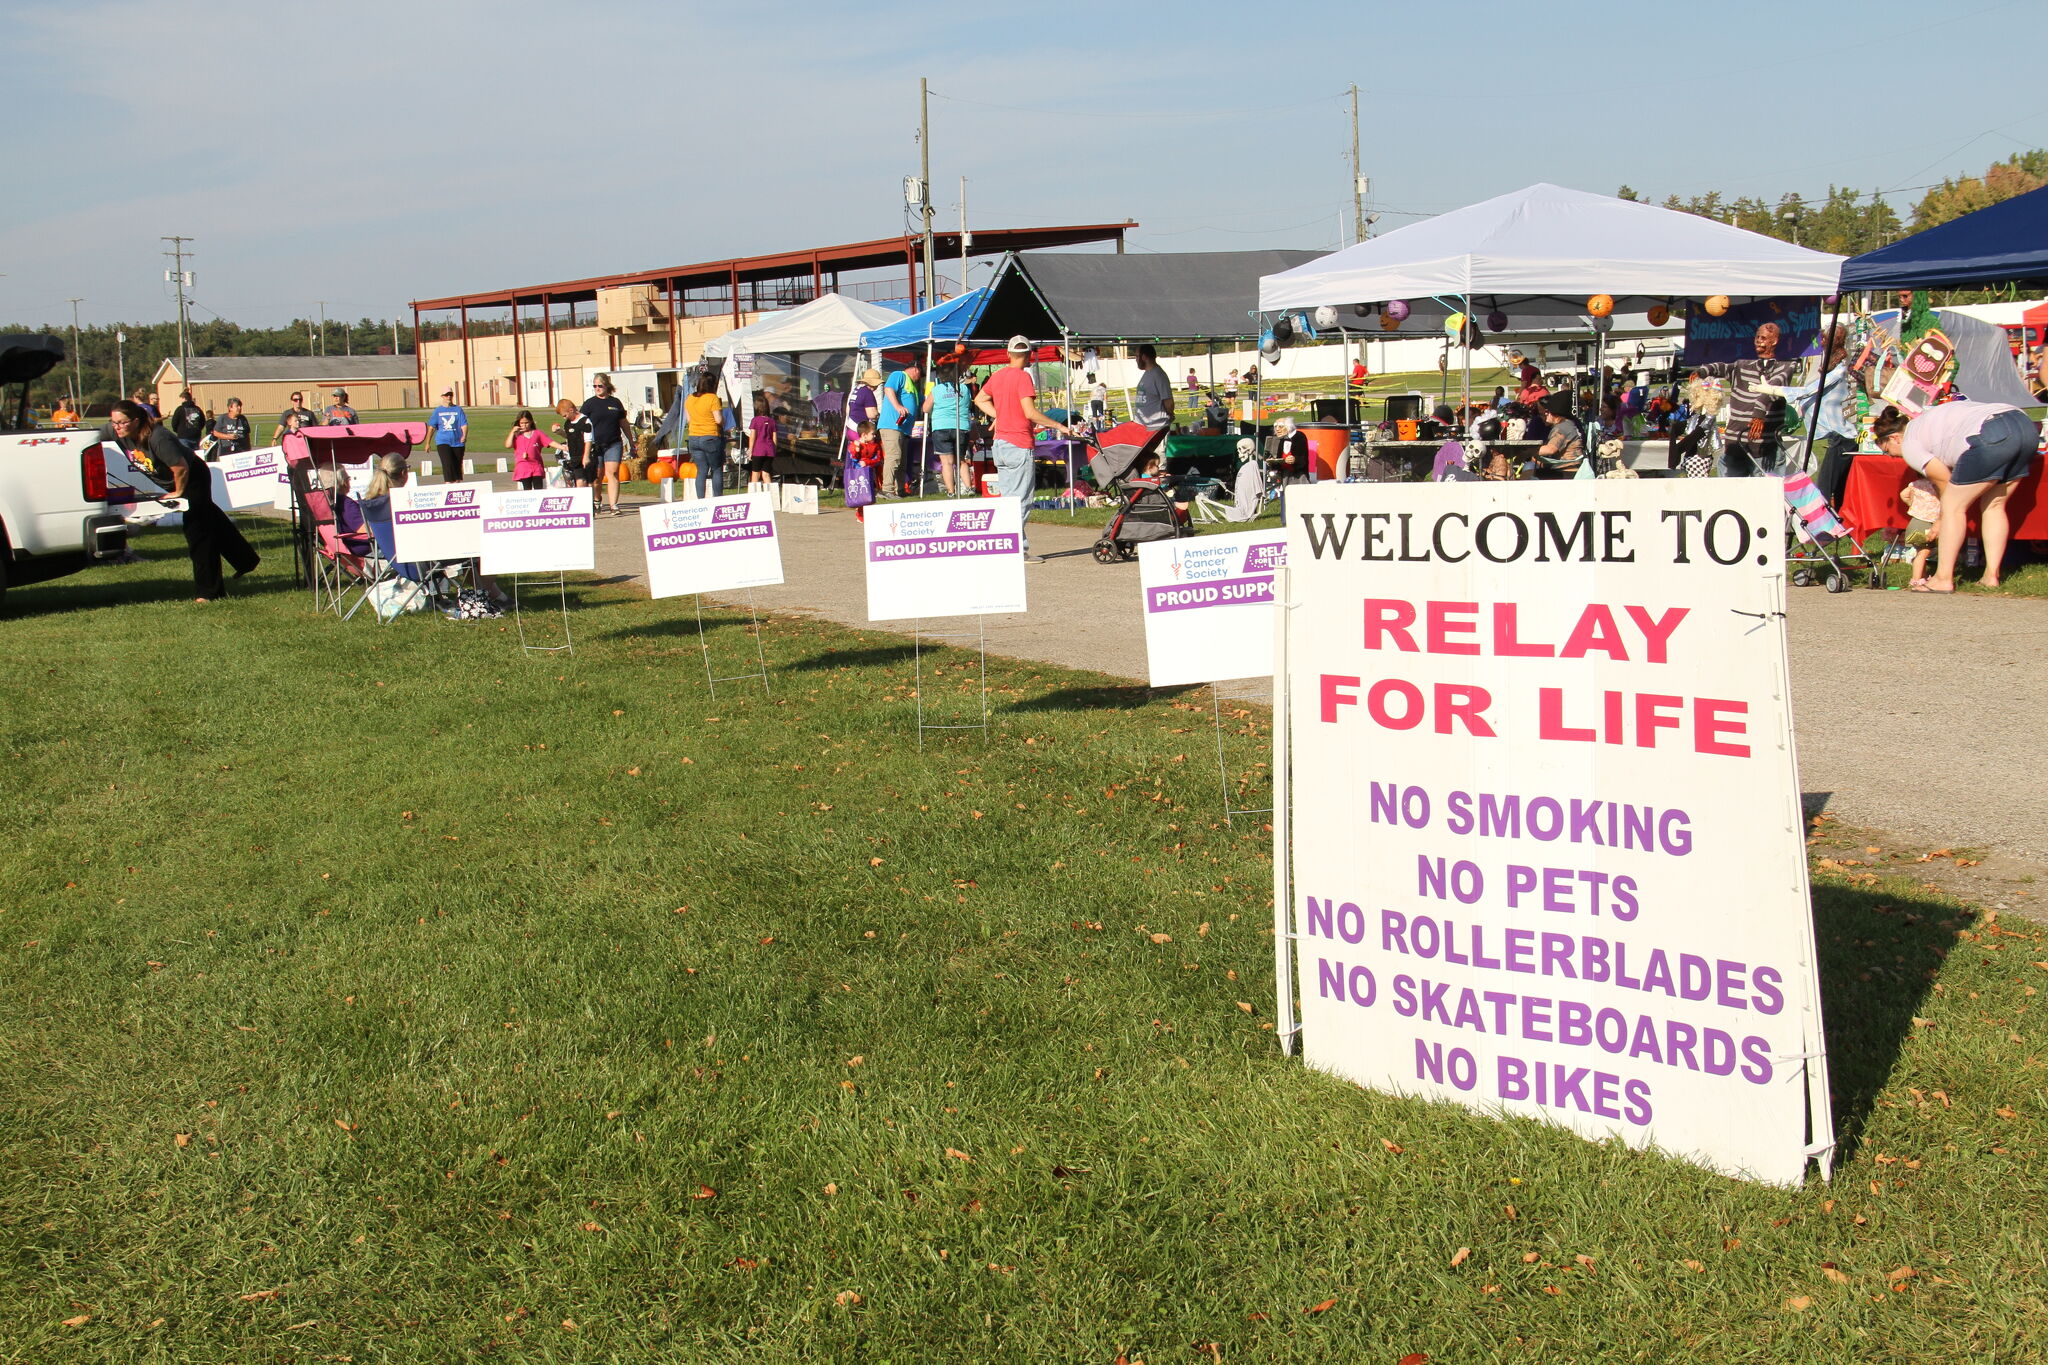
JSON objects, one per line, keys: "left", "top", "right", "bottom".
{"left": 1646, "top": 304, "right": 1671, "bottom": 327}
{"left": 1704, "top": 295, "right": 1731, "bottom": 317}
{"left": 1587, "top": 294, "right": 1614, "bottom": 318}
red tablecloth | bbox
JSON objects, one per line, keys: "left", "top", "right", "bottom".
{"left": 1837, "top": 453, "right": 2048, "bottom": 539}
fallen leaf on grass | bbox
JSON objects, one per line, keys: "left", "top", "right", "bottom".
{"left": 334, "top": 1119, "right": 355, "bottom": 1132}
{"left": 1398, "top": 1355, "right": 1430, "bottom": 1365}
{"left": 1149, "top": 932, "right": 1172, "bottom": 944}
{"left": 1246, "top": 1311, "right": 1269, "bottom": 1321}
{"left": 945, "top": 1147, "right": 973, "bottom": 1162}
{"left": 60, "top": 1314, "right": 90, "bottom": 1327}
{"left": 562, "top": 1318, "right": 578, "bottom": 1330}
{"left": 580, "top": 1221, "right": 604, "bottom": 1232}
{"left": 1886, "top": 1266, "right": 1917, "bottom": 1284}
{"left": 1304, "top": 1298, "right": 1337, "bottom": 1315}
{"left": 175, "top": 1133, "right": 191, "bottom": 1148}
{"left": 835, "top": 1291, "right": 862, "bottom": 1307}
{"left": 1236, "top": 1001, "right": 1253, "bottom": 1013}
{"left": 1381, "top": 1138, "right": 1404, "bottom": 1154}
{"left": 1684, "top": 1260, "right": 1705, "bottom": 1272}
{"left": 1823, "top": 1267, "right": 1850, "bottom": 1284}
{"left": 1522, "top": 1252, "right": 1541, "bottom": 1263}
{"left": 1785, "top": 1296, "right": 1813, "bottom": 1311}
{"left": 238, "top": 1288, "right": 281, "bottom": 1302}
{"left": 1723, "top": 1238, "right": 1741, "bottom": 1251}
{"left": 1449, "top": 1246, "right": 1471, "bottom": 1267}
{"left": 846, "top": 1056, "right": 864, "bottom": 1067}
{"left": 869, "top": 857, "right": 884, "bottom": 867}
{"left": 1541, "top": 1285, "right": 1562, "bottom": 1295}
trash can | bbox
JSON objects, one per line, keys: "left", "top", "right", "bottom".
{"left": 1300, "top": 421, "right": 1350, "bottom": 482}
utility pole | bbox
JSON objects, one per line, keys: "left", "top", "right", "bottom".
{"left": 66, "top": 298, "right": 84, "bottom": 402}
{"left": 391, "top": 319, "right": 400, "bottom": 356}
{"left": 316, "top": 301, "right": 328, "bottom": 356}
{"left": 161, "top": 237, "right": 193, "bottom": 388}
{"left": 959, "top": 176, "right": 970, "bottom": 296}
{"left": 919, "top": 77, "right": 937, "bottom": 309}
{"left": 117, "top": 330, "right": 127, "bottom": 397}
{"left": 1349, "top": 84, "right": 1366, "bottom": 243}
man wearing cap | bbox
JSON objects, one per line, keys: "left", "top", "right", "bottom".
{"left": 974, "top": 336, "right": 1069, "bottom": 563}
{"left": 325, "top": 389, "right": 358, "bottom": 426}
{"left": 273, "top": 391, "right": 318, "bottom": 444}
{"left": 428, "top": 388, "right": 469, "bottom": 482}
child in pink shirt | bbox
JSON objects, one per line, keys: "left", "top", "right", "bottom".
{"left": 506, "top": 410, "right": 556, "bottom": 490}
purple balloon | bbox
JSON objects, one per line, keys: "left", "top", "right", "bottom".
{"left": 1386, "top": 299, "right": 1411, "bottom": 322}
{"left": 1486, "top": 310, "right": 1508, "bottom": 332}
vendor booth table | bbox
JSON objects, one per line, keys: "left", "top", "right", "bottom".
{"left": 1839, "top": 453, "right": 2048, "bottom": 540}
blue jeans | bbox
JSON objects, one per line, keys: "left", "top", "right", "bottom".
{"left": 992, "top": 438, "right": 1035, "bottom": 553}
{"left": 689, "top": 435, "right": 724, "bottom": 499}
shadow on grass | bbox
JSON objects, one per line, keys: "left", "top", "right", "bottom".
{"left": 1007, "top": 683, "right": 1161, "bottom": 712}
{"left": 599, "top": 613, "right": 765, "bottom": 644}
{"left": 783, "top": 645, "right": 918, "bottom": 672}
{"left": 3, "top": 565, "right": 305, "bottom": 618}
{"left": 1810, "top": 876, "right": 1970, "bottom": 1161}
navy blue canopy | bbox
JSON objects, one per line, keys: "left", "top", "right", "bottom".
{"left": 1841, "top": 184, "right": 2048, "bottom": 289}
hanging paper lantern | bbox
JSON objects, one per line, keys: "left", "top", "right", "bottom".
{"left": 1444, "top": 311, "right": 1467, "bottom": 338}
{"left": 1379, "top": 311, "right": 1402, "bottom": 332}
{"left": 1486, "top": 310, "right": 1508, "bottom": 333}
{"left": 1587, "top": 294, "right": 1615, "bottom": 318}
{"left": 1386, "top": 299, "right": 1411, "bottom": 322}
{"left": 1646, "top": 304, "right": 1671, "bottom": 327}
{"left": 1704, "top": 295, "right": 1731, "bottom": 317}
{"left": 1313, "top": 305, "right": 1338, "bottom": 330}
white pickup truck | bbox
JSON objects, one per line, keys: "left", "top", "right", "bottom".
{"left": 0, "top": 334, "right": 132, "bottom": 604}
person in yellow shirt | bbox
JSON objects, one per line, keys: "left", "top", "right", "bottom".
{"left": 683, "top": 371, "right": 728, "bottom": 499}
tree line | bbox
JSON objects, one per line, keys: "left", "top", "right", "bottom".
{"left": 2, "top": 317, "right": 414, "bottom": 410}
{"left": 1618, "top": 150, "right": 2047, "bottom": 303}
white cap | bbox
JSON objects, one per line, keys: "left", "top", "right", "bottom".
{"left": 1005, "top": 335, "right": 1031, "bottom": 354}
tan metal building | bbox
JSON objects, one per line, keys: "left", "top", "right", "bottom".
{"left": 152, "top": 356, "right": 419, "bottom": 422}
{"left": 410, "top": 222, "right": 1136, "bottom": 412}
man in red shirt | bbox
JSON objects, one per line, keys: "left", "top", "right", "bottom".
{"left": 974, "top": 335, "right": 1070, "bottom": 563}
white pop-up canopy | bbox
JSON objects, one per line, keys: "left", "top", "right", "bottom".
{"left": 701, "top": 293, "right": 907, "bottom": 360}
{"left": 1259, "top": 183, "right": 1846, "bottom": 327}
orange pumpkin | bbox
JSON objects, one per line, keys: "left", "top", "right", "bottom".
{"left": 646, "top": 459, "right": 678, "bottom": 481}
{"left": 678, "top": 462, "right": 698, "bottom": 479}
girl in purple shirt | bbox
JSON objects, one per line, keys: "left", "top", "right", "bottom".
{"left": 747, "top": 399, "right": 779, "bottom": 491}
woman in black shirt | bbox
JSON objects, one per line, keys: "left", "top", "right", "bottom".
{"left": 108, "top": 400, "right": 260, "bottom": 602}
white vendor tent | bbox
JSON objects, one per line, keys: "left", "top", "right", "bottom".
{"left": 1259, "top": 183, "right": 1846, "bottom": 328}
{"left": 700, "top": 294, "right": 906, "bottom": 360}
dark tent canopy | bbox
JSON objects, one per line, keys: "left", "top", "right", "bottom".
{"left": 1841, "top": 184, "right": 2048, "bottom": 289}
{"left": 973, "top": 249, "right": 1322, "bottom": 343}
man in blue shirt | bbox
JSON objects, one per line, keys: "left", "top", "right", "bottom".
{"left": 879, "top": 362, "right": 921, "bottom": 498}
{"left": 428, "top": 388, "right": 469, "bottom": 482}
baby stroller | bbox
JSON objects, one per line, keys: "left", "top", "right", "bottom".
{"left": 1782, "top": 471, "right": 1877, "bottom": 592}
{"left": 1085, "top": 424, "right": 1191, "bottom": 563}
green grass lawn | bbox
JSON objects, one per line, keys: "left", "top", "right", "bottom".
{"left": 5, "top": 523, "right": 2041, "bottom": 1362}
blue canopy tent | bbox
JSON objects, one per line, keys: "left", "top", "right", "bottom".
{"left": 1841, "top": 184, "right": 2048, "bottom": 289}
{"left": 858, "top": 288, "right": 991, "bottom": 349}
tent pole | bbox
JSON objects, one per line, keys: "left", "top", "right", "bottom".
{"left": 1807, "top": 295, "right": 1846, "bottom": 488}
{"left": 1461, "top": 294, "right": 1472, "bottom": 429}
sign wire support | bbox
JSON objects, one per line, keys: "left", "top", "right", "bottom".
{"left": 512, "top": 571, "right": 572, "bottom": 655}
{"left": 913, "top": 614, "right": 989, "bottom": 747}
{"left": 1271, "top": 568, "right": 1299, "bottom": 1054}
{"left": 1210, "top": 679, "right": 1274, "bottom": 825}
{"left": 693, "top": 590, "right": 772, "bottom": 695}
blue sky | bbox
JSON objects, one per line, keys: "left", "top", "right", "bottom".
{"left": 5, "top": 0, "right": 2044, "bottom": 328}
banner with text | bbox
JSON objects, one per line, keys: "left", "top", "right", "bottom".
{"left": 481, "top": 486, "right": 596, "bottom": 575}
{"left": 390, "top": 480, "right": 490, "bottom": 561}
{"left": 639, "top": 492, "right": 785, "bottom": 599}
{"left": 864, "top": 497, "right": 1027, "bottom": 621}
{"left": 1138, "top": 531, "right": 1287, "bottom": 686}
{"left": 209, "top": 446, "right": 287, "bottom": 510}
{"left": 1281, "top": 480, "right": 1828, "bottom": 1185}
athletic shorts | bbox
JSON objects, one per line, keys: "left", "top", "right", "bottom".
{"left": 596, "top": 439, "right": 626, "bottom": 468}
{"left": 1949, "top": 408, "right": 2040, "bottom": 485}
{"left": 929, "top": 428, "right": 967, "bottom": 457}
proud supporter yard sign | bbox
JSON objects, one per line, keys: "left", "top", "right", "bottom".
{"left": 1138, "top": 531, "right": 1286, "bottom": 686}
{"left": 864, "top": 497, "right": 1026, "bottom": 621}
{"left": 480, "top": 487, "right": 595, "bottom": 574}
{"left": 390, "top": 480, "right": 489, "bottom": 561}
{"left": 1279, "top": 480, "right": 1830, "bottom": 1185}
{"left": 209, "top": 446, "right": 287, "bottom": 510}
{"left": 639, "top": 492, "right": 784, "bottom": 598}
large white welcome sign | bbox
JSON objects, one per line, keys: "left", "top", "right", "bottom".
{"left": 639, "top": 492, "right": 784, "bottom": 599}
{"left": 864, "top": 497, "right": 1026, "bottom": 621}
{"left": 1280, "top": 480, "right": 1829, "bottom": 1185}
{"left": 480, "top": 486, "right": 595, "bottom": 574}
{"left": 390, "top": 480, "right": 490, "bottom": 561}
{"left": 1137, "top": 530, "right": 1286, "bottom": 686}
